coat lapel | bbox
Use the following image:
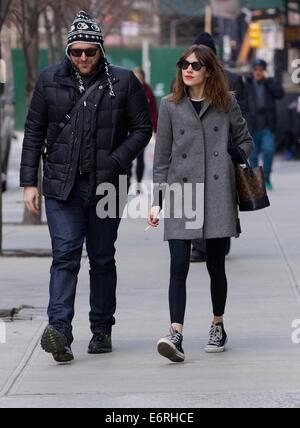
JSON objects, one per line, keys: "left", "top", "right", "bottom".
{"left": 199, "top": 99, "right": 212, "bottom": 119}
{"left": 181, "top": 97, "right": 199, "bottom": 121}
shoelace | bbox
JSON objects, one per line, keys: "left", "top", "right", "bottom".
{"left": 208, "top": 324, "right": 223, "bottom": 345}
{"left": 168, "top": 327, "right": 182, "bottom": 345}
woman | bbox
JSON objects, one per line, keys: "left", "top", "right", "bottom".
{"left": 148, "top": 45, "right": 254, "bottom": 363}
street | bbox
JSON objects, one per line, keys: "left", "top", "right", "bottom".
{"left": 0, "top": 134, "right": 300, "bottom": 408}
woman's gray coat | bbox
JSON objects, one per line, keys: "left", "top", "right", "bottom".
{"left": 153, "top": 95, "right": 254, "bottom": 241}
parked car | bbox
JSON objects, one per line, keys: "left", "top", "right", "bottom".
{"left": 0, "top": 41, "right": 14, "bottom": 192}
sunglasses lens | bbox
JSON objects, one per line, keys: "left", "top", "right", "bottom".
{"left": 180, "top": 60, "right": 189, "bottom": 70}
{"left": 192, "top": 63, "right": 202, "bottom": 71}
{"left": 85, "top": 49, "right": 98, "bottom": 57}
{"left": 70, "top": 49, "right": 81, "bottom": 57}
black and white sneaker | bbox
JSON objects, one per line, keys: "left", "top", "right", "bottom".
{"left": 157, "top": 326, "right": 185, "bottom": 362}
{"left": 205, "top": 322, "right": 227, "bottom": 353}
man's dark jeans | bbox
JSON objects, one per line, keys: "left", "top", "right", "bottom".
{"left": 45, "top": 174, "right": 121, "bottom": 345}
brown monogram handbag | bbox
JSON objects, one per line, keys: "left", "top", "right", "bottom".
{"left": 235, "top": 150, "right": 270, "bottom": 211}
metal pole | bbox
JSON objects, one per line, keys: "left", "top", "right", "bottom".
{"left": 170, "top": 19, "right": 177, "bottom": 47}
{"left": 142, "top": 39, "right": 151, "bottom": 84}
{"left": 205, "top": 3, "right": 212, "bottom": 34}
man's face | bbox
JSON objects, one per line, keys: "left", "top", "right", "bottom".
{"left": 69, "top": 43, "right": 102, "bottom": 76}
{"left": 253, "top": 65, "right": 266, "bottom": 82}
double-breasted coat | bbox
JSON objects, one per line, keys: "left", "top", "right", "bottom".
{"left": 153, "top": 94, "right": 254, "bottom": 241}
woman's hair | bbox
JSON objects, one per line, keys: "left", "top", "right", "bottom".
{"left": 168, "top": 45, "right": 231, "bottom": 112}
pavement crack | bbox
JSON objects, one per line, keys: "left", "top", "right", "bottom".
{"left": 265, "top": 210, "right": 300, "bottom": 307}
{"left": 0, "top": 322, "right": 46, "bottom": 398}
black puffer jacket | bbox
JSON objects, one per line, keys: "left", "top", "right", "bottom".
{"left": 226, "top": 70, "right": 246, "bottom": 116}
{"left": 244, "top": 76, "right": 284, "bottom": 134}
{"left": 20, "top": 58, "right": 152, "bottom": 200}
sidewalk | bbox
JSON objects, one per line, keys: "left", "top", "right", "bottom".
{"left": 0, "top": 146, "right": 300, "bottom": 406}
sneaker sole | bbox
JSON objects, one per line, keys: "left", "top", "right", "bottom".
{"left": 41, "top": 326, "right": 68, "bottom": 355}
{"left": 53, "top": 352, "right": 74, "bottom": 363}
{"left": 87, "top": 347, "right": 112, "bottom": 354}
{"left": 205, "top": 338, "right": 228, "bottom": 353}
{"left": 157, "top": 338, "right": 185, "bottom": 362}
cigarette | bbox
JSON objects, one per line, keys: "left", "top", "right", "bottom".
{"left": 144, "top": 225, "right": 152, "bottom": 232}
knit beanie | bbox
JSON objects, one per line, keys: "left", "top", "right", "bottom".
{"left": 193, "top": 32, "right": 217, "bottom": 55}
{"left": 66, "top": 11, "right": 104, "bottom": 51}
{"left": 66, "top": 11, "right": 115, "bottom": 97}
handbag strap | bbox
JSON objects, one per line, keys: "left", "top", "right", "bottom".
{"left": 58, "top": 80, "right": 102, "bottom": 130}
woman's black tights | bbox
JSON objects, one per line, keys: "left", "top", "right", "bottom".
{"left": 168, "top": 238, "right": 228, "bottom": 324}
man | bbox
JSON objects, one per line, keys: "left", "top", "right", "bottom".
{"left": 190, "top": 32, "right": 246, "bottom": 263}
{"left": 194, "top": 32, "right": 246, "bottom": 111}
{"left": 244, "top": 59, "right": 284, "bottom": 190}
{"left": 133, "top": 67, "right": 158, "bottom": 187}
{"left": 20, "top": 11, "right": 152, "bottom": 363}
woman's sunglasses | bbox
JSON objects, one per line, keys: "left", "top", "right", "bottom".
{"left": 178, "top": 60, "right": 205, "bottom": 71}
{"left": 69, "top": 48, "right": 99, "bottom": 57}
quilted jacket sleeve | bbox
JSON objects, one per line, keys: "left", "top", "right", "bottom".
{"left": 20, "top": 73, "right": 48, "bottom": 187}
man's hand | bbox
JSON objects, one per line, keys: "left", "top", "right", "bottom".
{"left": 24, "top": 187, "right": 40, "bottom": 215}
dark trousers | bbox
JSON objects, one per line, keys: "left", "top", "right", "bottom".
{"left": 45, "top": 175, "right": 121, "bottom": 345}
{"left": 168, "top": 238, "right": 228, "bottom": 325}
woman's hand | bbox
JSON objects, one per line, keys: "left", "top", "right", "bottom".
{"left": 147, "top": 206, "right": 161, "bottom": 227}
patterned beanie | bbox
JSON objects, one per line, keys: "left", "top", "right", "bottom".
{"left": 66, "top": 11, "right": 115, "bottom": 97}
{"left": 67, "top": 10, "right": 104, "bottom": 50}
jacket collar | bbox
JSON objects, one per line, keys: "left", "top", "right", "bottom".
{"left": 53, "top": 58, "right": 119, "bottom": 90}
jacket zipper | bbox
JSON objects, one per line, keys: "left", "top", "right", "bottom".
{"left": 79, "top": 100, "right": 87, "bottom": 175}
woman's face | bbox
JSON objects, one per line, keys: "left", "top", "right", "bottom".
{"left": 181, "top": 53, "right": 208, "bottom": 89}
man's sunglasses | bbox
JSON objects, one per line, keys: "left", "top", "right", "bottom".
{"left": 178, "top": 60, "right": 205, "bottom": 71}
{"left": 69, "top": 48, "right": 99, "bottom": 57}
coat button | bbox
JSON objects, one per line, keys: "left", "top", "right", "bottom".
{"left": 182, "top": 154, "right": 187, "bottom": 159}
{"left": 183, "top": 177, "right": 188, "bottom": 183}
{"left": 214, "top": 174, "right": 219, "bottom": 180}
{"left": 214, "top": 151, "right": 219, "bottom": 157}
{"left": 214, "top": 126, "right": 219, "bottom": 132}
{"left": 180, "top": 129, "right": 185, "bottom": 135}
